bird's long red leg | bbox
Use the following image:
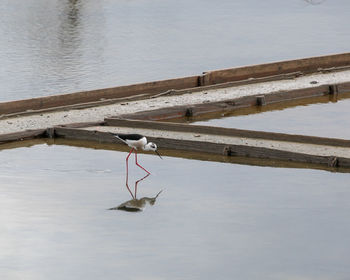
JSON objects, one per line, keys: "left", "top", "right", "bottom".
{"left": 125, "top": 179, "right": 135, "bottom": 199}
{"left": 135, "top": 150, "right": 151, "bottom": 174}
{"left": 126, "top": 148, "right": 134, "bottom": 183}
{"left": 134, "top": 173, "right": 150, "bottom": 198}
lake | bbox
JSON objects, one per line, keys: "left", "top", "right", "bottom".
{"left": 0, "top": 141, "right": 349, "bottom": 279}
{"left": 1, "top": 0, "right": 350, "bottom": 101}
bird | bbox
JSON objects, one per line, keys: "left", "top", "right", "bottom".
{"left": 110, "top": 133, "right": 162, "bottom": 175}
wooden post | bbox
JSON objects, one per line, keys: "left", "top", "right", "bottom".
{"left": 256, "top": 95, "right": 266, "bottom": 106}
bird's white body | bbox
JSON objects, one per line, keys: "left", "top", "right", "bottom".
{"left": 124, "top": 136, "right": 147, "bottom": 150}
{"left": 114, "top": 134, "right": 158, "bottom": 153}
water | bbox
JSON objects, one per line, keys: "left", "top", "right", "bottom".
{"left": 1, "top": 0, "right": 350, "bottom": 101}
{"left": 1, "top": 142, "right": 350, "bottom": 279}
{"left": 194, "top": 96, "right": 350, "bottom": 139}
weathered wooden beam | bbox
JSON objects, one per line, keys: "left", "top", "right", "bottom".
{"left": 150, "top": 71, "right": 304, "bottom": 99}
{"left": 0, "top": 132, "right": 346, "bottom": 173}
{"left": 53, "top": 126, "right": 350, "bottom": 168}
{"left": 0, "top": 53, "right": 349, "bottom": 116}
{"left": 0, "top": 76, "right": 199, "bottom": 115}
{"left": 0, "top": 129, "right": 47, "bottom": 144}
{"left": 205, "top": 53, "right": 350, "bottom": 85}
{"left": 105, "top": 118, "right": 350, "bottom": 148}
{"left": 52, "top": 137, "right": 350, "bottom": 173}
{"left": 54, "top": 127, "right": 108, "bottom": 143}
{"left": 118, "top": 84, "right": 346, "bottom": 121}
{"left": 58, "top": 121, "right": 105, "bottom": 128}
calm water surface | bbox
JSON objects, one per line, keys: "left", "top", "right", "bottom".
{"left": 1, "top": 0, "right": 350, "bottom": 101}
{"left": 0, "top": 143, "right": 350, "bottom": 279}
{"left": 195, "top": 97, "right": 350, "bottom": 139}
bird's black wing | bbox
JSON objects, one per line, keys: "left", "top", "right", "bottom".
{"left": 111, "top": 133, "right": 144, "bottom": 141}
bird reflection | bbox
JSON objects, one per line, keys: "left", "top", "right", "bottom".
{"left": 109, "top": 173, "right": 163, "bottom": 212}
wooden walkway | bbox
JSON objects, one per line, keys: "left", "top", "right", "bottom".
{"left": 50, "top": 118, "right": 350, "bottom": 169}
{"left": 1, "top": 53, "right": 350, "bottom": 172}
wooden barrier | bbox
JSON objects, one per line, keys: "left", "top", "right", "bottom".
{"left": 0, "top": 129, "right": 46, "bottom": 144}
{"left": 105, "top": 118, "right": 350, "bottom": 148}
{"left": 53, "top": 126, "right": 350, "bottom": 169}
{"left": 52, "top": 138, "right": 349, "bottom": 173}
{"left": 205, "top": 53, "right": 350, "bottom": 85}
{"left": 0, "top": 54, "right": 350, "bottom": 171}
{"left": 0, "top": 128, "right": 349, "bottom": 172}
{"left": 0, "top": 53, "right": 350, "bottom": 115}
{"left": 0, "top": 76, "right": 199, "bottom": 115}
{"left": 118, "top": 83, "right": 350, "bottom": 121}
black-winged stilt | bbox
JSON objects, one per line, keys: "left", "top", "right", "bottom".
{"left": 110, "top": 133, "right": 162, "bottom": 174}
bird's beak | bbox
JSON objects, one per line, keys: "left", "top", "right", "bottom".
{"left": 155, "top": 150, "right": 163, "bottom": 159}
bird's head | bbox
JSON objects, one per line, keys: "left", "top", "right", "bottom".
{"left": 144, "top": 142, "right": 157, "bottom": 151}
{"left": 144, "top": 142, "right": 162, "bottom": 159}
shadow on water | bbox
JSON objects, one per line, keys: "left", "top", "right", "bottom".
{"left": 108, "top": 173, "right": 163, "bottom": 213}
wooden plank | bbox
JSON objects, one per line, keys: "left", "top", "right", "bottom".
{"left": 0, "top": 73, "right": 307, "bottom": 118}
{"left": 152, "top": 137, "right": 336, "bottom": 166}
{"left": 117, "top": 84, "right": 334, "bottom": 121}
{"left": 0, "top": 53, "right": 349, "bottom": 116}
{"left": 150, "top": 71, "right": 303, "bottom": 98}
{"left": 0, "top": 132, "right": 346, "bottom": 173}
{"left": 0, "top": 129, "right": 47, "bottom": 144}
{"left": 52, "top": 137, "right": 350, "bottom": 173}
{"left": 53, "top": 126, "right": 350, "bottom": 168}
{"left": 0, "top": 76, "right": 199, "bottom": 115}
{"left": 337, "top": 82, "right": 350, "bottom": 94}
{"left": 105, "top": 118, "right": 350, "bottom": 148}
{"left": 59, "top": 121, "right": 105, "bottom": 128}
{"left": 205, "top": 53, "right": 350, "bottom": 85}
{"left": 264, "top": 85, "right": 330, "bottom": 103}
{"left": 55, "top": 127, "right": 107, "bottom": 143}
